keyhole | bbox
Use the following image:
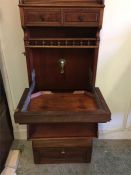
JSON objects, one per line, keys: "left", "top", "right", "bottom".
{"left": 58, "top": 58, "right": 66, "bottom": 74}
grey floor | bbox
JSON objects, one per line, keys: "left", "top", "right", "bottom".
{"left": 12, "top": 139, "right": 131, "bottom": 175}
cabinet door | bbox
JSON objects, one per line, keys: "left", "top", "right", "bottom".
{"left": 27, "top": 48, "right": 93, "bottom": 91}
{"left": 14, "top": 87, "right": 111, "bottom": 124}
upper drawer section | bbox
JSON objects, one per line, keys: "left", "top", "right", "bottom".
{"left": 63, "top": 9, "right": 99, "bottom": 26}
{"left": 22, "top": 8, "right": 61, "bottom": 26}
{"left": 20, "top": 7, "right": 103, "bottom": 27}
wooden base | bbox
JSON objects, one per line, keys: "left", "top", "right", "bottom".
{"left": 28, "top": 123, "right": 97, "bottom": 164}
{"left": 28, "top": 92, "right": 97, "bottom": 112}
{"left": 14, "top": 88, "right": 110, "bottom": 164}
{"left": 15, "top": 88, "right": 110, "bottom": 164}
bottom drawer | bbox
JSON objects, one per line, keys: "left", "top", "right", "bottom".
{"left": 32, "top": 138, "right": 92, "bottom": 164}
{"left": 33, "top": 147, "right": 92, "bottom": 164}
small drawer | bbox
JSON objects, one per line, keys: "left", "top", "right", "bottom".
{"left": 32, "top": 137, "right": 92, "bottom": 163}
{"left": 23, "top": 8, "right": 61, "bottom": 26}
{"left": 63, "top": 8, "right": 100, "bottom": 26}
{"left": 33, "top": 147, "right": 92, "bottom": 164}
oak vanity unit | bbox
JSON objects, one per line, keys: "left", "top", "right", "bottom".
{"left": 15, "top": 0, "right": 111, "bottom": 164}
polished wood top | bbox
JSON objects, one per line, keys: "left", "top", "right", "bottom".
{"left": 28, "top": 92, "right": 97, "bottom": 112}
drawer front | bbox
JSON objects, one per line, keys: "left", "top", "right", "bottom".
{"left": 33, "top": 147, "right": 92, "bottom": 164}
{"left": 32, "top": 137, "right": 92, "bottom": 163}
{"left": 63, "top": 9, "right": 100, "bottom": 26}
{"left": 23, "top": 8, "right": 61, "bottom": 26}
{"left": 15, "top": 88, "right": 111, "bottom": 124}
{"left": 21, "top": 8, "right": 102, "bottom": 27}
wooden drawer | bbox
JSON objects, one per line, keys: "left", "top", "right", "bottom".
{"left": 23, "top": 8, "right": 61, "bottom": 26}
{"left": 32, "top": 137, "right": 92, "bottom": 163}
{"left": 20, "top": 7, "right": 102, "bottom": 27}
{"left": 14, "top": 88, "right": 111, "bottom": 124}
{"left": 63, "top": 9, "right": 100, "bottom": 26}
{"left": 33, "top": 147, "right": 91, "bottom": 163}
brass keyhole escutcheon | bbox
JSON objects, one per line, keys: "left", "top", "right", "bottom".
{"left": 58, "top": 59, "right": 66, "bottom": 74}
{"left": 61, "top": 150, "right": 66, "bottom": 154}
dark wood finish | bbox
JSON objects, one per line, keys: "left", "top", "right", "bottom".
{"left": 28, "top": 93, "right": 97, "bottom": 112}
{"left": 24, "top": 8, "right": 61, "bottom": 26}
{"left": 15, "top": 88, "right": 111, "bottom": 124}
{"left": 28, "top": 123, "right": 98, "bottom": 139}
{"left": 33, "top": 146, "right": 92, "bottom": 163}
{"left": 20, "top": 7, "right": 103, "bottom": 27}
{"left": 29, "top": 27, "right": 98, "bottom": 38}
{"left": 32, "top": 137, "right": 92, "bottom": 163}
{"left": 27, "top": 48, "right": 94, "bottom": 91}
{"left": 26, "top": 38, "right": 98, "bottom": 48}
{"left": 33, "top": 148, "right": 91, "bottom": 164}
{"left": 19, "top": 0, "right": 104, "bottom": 6}
{"left": 15, "top": 0, "right": 111, "bottom": 164}
{"left": 0, "top": 72, "right": 14, "bottom": 172}
{"left": 15, "top": 88, "right": 29, "bottom": 111}
{"left": 32, "top": 137, "right": 92, "bottom": 147}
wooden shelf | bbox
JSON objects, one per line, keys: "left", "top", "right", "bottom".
{"left": 14, "top": 88, "right": 111, "bottom": 124}
{"left": 25, "top": 38, "right": 98, "bottom": 48}
{"left": 28, "top": 92, "right": 97, "bottom": 112}
{"left": 28, "top": 123, "right": 98, "bottom": 139}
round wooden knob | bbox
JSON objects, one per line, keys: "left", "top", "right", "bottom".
{"left": 78, "top": 16, "right": 84, "bottom": 22}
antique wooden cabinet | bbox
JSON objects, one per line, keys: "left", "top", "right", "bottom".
{"left": 15, "top": 0, "right": 111, "bottom": 164}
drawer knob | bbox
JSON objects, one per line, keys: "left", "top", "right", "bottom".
{"left": 61, "top": 150, "right": 66, "bottom": 154}
{"left": 78, "top": 16, "right": 84, "bottom": 22}
{"left": 58, "top": 59, "right": 66, "bottom": 74}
